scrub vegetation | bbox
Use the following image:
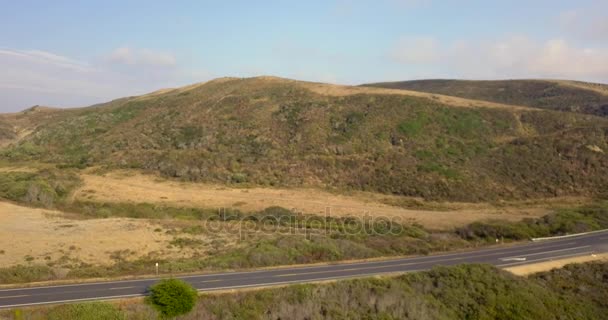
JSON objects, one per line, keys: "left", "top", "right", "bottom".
{"left": 1, "top": 77, "right": 607, "bottom": 202}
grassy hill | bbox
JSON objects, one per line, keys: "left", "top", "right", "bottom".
{"left": 1, "top": 77, "right": 607, "bottom": 202}
{"left": 363, "top": 79, "right": 608, "bottom": 117}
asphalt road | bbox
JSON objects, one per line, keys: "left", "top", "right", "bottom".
{"left": 1, "top": 230, "right": 607, "bottom": 308}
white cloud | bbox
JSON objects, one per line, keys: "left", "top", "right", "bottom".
{"left": 0, "top": 48, "right": 205, "bottom": 112}
{"left": 108, "top": 47, "right": 176, "bottom": 67}
{"left": 389, "top": 35, "right": 608, "bottom": 82}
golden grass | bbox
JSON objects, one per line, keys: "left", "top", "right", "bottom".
{"left": 73, "top": 170, "right": 550, "bottom": 230}
{"left": 0, "top": 201, "right": 229, "bottom": 268}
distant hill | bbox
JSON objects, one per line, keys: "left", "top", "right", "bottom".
{"left": 362, "top": 79, "right": 608, "bottom": 117}
{"left": 1, "top": 77, "right": 607, "bottom": 201}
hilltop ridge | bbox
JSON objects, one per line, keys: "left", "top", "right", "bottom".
{"left": 363, "top": 79, "right": 608, "bottom": 117}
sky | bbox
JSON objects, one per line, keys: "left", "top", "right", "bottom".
{"left": 1, "top": 0, "right": 607, "bottom": 112}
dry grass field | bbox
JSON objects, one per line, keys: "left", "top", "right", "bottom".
{"left": 0, "top": 201, "right": 239, "bottom": 268}
{"left": 73, "top": 170, "right": 550, "bottom": 230}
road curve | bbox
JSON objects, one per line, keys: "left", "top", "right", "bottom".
{"left": 1, "top": 230, "right": 607, "bottom": 308}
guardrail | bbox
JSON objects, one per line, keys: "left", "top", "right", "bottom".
{"left": 531, "top": 229, "right": 608, "bottom": 242}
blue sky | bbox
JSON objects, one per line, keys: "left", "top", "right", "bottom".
{"left": 1, "top": 0, "right": 607, "bottom": 111}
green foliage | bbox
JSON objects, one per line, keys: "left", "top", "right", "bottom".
{"left": 170, "top": 237, "right": 204, "bottom": 248}
{"left": 397, "top": 112, "right": 429, "bottom": 137}
{"left": 146, "top": 278, "right": 198, "bottom": 318}
{"left": 0, "top": 170, "right": 80, "bottom": 207}
{"left": 61, "top": 201, "right": 222, "bottom": 220}
{"left": 47, "top": 302, "right": 125, "bottom": 320}
{"left": 1, "top": 142, "right": 42, "bottom": 159}
{"left": 0, "top": 265, "right": 56, "bottom": 283}
{"left": 532, "top": 261, "right": 608, "bottom": 311}
{"left": 457, "top": 202, "right": 608, "bottom": 241}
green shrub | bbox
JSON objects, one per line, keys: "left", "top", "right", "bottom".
{"left": 146, "top": 278, "right": 198, "bottom": 318}
{"left": 47, "top": 302, "right": 124, "bottom": 320}
{"left": 0, "top": 265, "right": 56, "bottom": 284}
{"left": 0, "top": 170, "right": 80, "bottom": 207}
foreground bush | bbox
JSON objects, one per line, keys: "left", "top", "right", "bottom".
{"left": 147, "top": 278, "right": 198, "bottom": 318}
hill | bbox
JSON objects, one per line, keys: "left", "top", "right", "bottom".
{"left": 363, "top": 79, "right": 608, "bottom": 117}
{"left": 1, "top": 76, "right": 608, "bottom": 202}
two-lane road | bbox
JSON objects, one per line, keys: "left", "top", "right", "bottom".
{"left": 1, "top": 230, "right": 607, "bottom": 308}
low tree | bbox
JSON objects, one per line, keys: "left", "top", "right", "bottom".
{"left": 146, "top": 278, "right": 198, "bottom": 318}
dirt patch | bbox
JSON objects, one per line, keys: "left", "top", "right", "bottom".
{"left": 0, "top": 202, "right": 226, "bottom": 268}
{"left": 73, "top": 171, "right": 549, "bottom": 230}
{"left": 505, "top": 253, "right": 608, "bottom": 276}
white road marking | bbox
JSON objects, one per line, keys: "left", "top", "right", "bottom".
{"left": 497, "top": 251, "right": 595, "bottom": 267}
{"left": 500, "top": 257, "right": 526, "bottom": 262}
{"left": 499, "top": 245, "right": 590, "bottom": 261}
{"left": 108, "top": 286, "right": 135, "bottom": 290}
{"left": 200, "top": 280, "right": 222, "bottom": 283}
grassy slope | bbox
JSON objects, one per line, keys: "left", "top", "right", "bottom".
{"left": 1, "top": 77, "right": 607, "bottom": 201}
{"left": 0, "top": 169, "right": 605, "bottom": 283}
{"left": 363, "top": 79, "right": 608, "bottom": 117}
{"left": 5, "top": 262, "right": 607, "bottom": 320}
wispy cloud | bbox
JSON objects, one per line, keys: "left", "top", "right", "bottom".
{"left": 108, "top": 47, "right": 176, "bottom": 67}
{"left": 0, "top": 47, "right": 205, "bottom": 111}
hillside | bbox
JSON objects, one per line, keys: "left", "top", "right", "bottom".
{"left": 363, "top": 79, "right": 608, "bottom": 117}
{"left": 1, "top": 76, "right": 608, "bottom": 202}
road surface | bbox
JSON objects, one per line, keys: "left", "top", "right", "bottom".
{"left": 1, "top": 230, "right": 607, "bottom": 308}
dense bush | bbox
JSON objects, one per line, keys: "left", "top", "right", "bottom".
{"left": 147, "top": 278, "right": 198, "bottom": 318}
{"left": 0, "top": 170, "right": 80, "bottom": 207}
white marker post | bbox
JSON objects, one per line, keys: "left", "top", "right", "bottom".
{"left": 155, "top": 262, "right": 159, "bottom": 275}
